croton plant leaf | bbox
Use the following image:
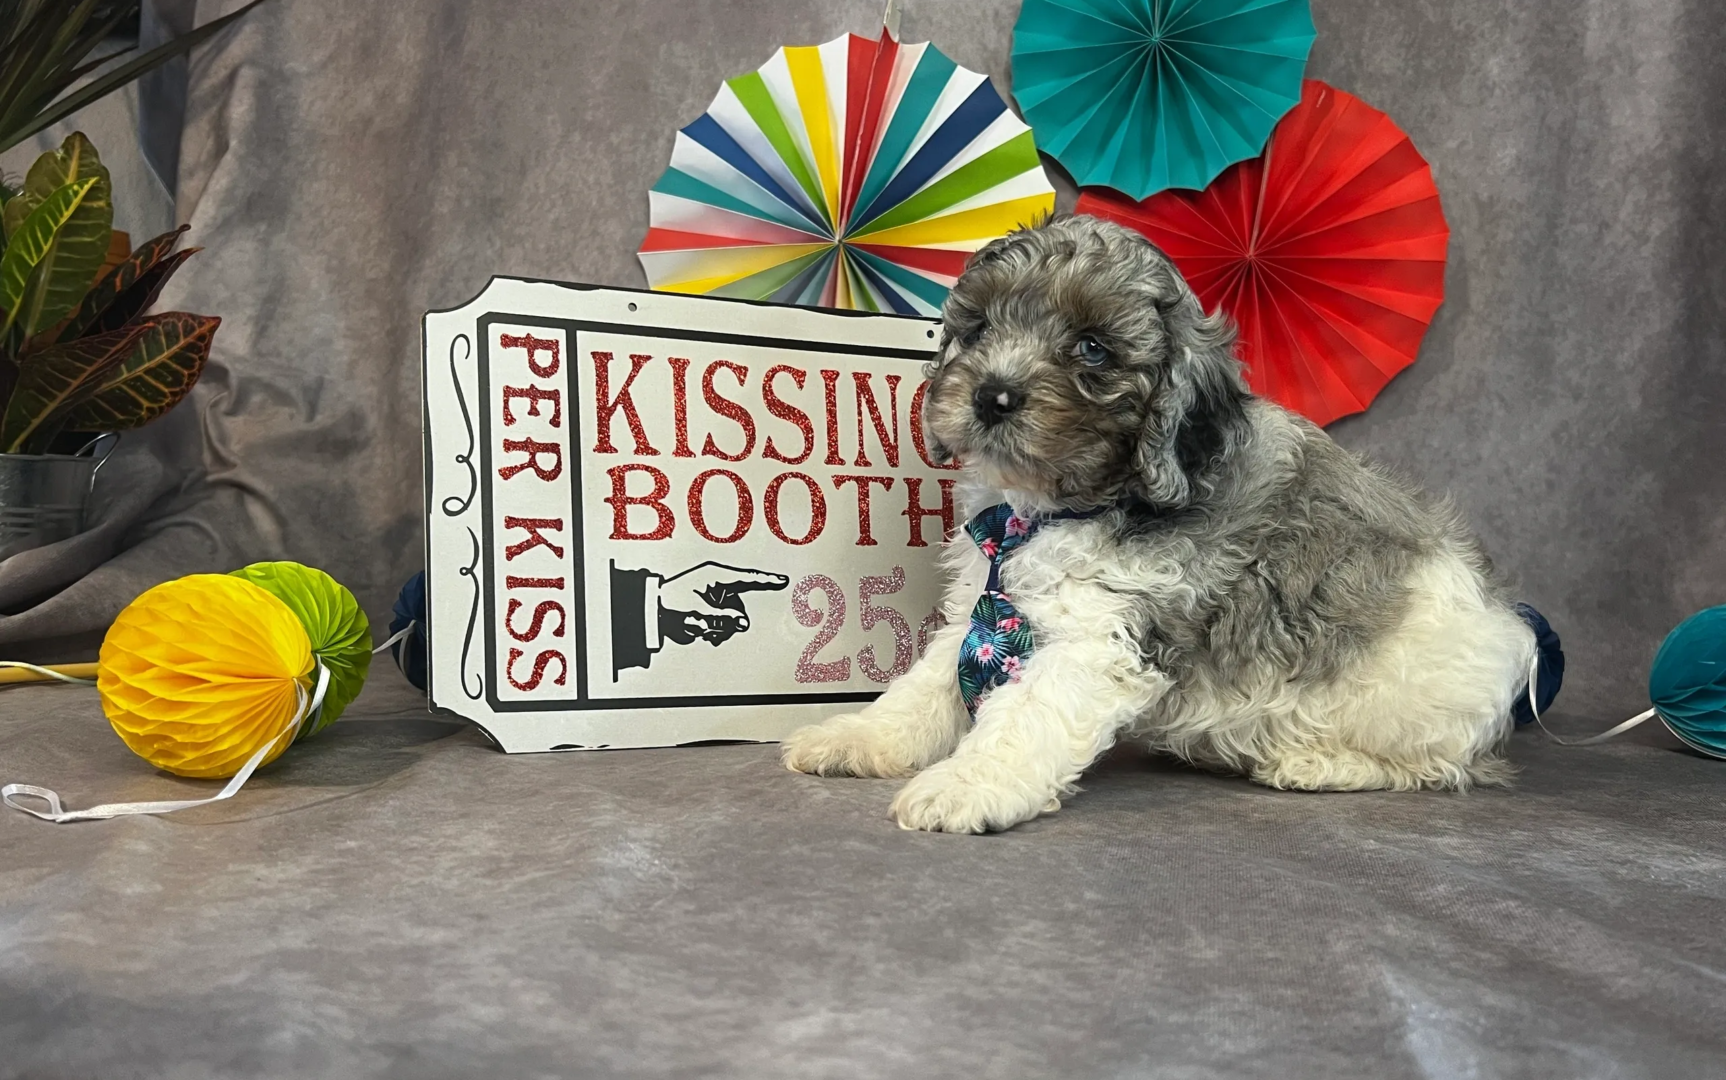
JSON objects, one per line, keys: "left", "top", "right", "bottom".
{"left": 2, "top": 133, "right": 113, "bottom": 339}
{"left": 3, "top": 134, "right": 105, "bottom": 236}
{"left": 99, "top": 229, "right": 132, "bottom": 281}
{"left": 0, "top": 324, "right": 147, "bottom": 452}
{"left": 80, "top": 247, "right": 198, "bottom": 340}
{"left": 0, "top": 175, "right": 98, "bottom": 339}
{"left": 57, "top": 311, "right": 220, "bottom": 435}
{"left": 55, "top": 225, "right": 192, "bottom": 342}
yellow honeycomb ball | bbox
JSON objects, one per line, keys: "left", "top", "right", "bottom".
{"left": 99, "top": 574, "right": 316, "bottom": 779}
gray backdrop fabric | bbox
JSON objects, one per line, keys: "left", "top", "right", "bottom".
{"left": 0, "top": 0, "right": 1719, "bottom": 717}
{"left": 2, "top": 1, "right": 1724, "bottom": 1075}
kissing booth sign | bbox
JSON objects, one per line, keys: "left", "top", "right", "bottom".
{"left": 423, "top": 280, "right": 951, "bottom": 751}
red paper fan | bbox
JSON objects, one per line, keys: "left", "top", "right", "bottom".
{"left": 1077, "top": 80, "right": 1449, "bottom": 426}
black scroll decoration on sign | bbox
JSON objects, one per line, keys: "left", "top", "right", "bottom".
{"left": 459, "top": 527, "right": 483, "bottom": 699}
{"left": 442, "top": 334, "right": 478, "bottom": 517}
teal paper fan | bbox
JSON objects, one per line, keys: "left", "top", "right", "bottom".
{"left": 1011, "top": 0, "right": 1316, "bottom": 199}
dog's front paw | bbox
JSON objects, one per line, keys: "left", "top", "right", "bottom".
{"left": 781, "top": 713, "right": 927, "bottom": 778}
{"left": 890, "top": 755, "right": 1058, "bottom": 834}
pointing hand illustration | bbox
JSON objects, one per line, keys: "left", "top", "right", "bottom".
{"left": 609, "top": 560, "right": 791, "bottom": 676}
{"left": 656, "top": 562, "right": 790, "bottom": 647}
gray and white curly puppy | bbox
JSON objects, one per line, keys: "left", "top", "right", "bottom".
{"left": 782, "top": 214, "right": 1534, "bottom": 833}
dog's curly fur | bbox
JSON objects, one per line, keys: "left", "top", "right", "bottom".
{"left": 783, "top": 215, "right": 1535, "bottom": 833}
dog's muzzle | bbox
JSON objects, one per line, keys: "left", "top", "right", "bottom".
{"left": 972, "top": 380, "right": 1024, "bottom": 428}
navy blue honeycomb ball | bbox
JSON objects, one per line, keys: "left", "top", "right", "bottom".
{"left": 1511, "top": 603, "right": 1565, "bottom": 725}
{"left": 390, "top": 571, "right": 427, "bottom": 692}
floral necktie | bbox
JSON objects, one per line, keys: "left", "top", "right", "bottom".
{"left": 956, "top": 503, "right": 1105, "bottom": 717}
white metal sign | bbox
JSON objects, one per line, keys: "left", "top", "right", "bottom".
{"left": 422, "top": 279, "right": 953, "bottom": 751}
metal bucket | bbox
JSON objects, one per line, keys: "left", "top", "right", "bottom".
{"left": 0, "top": 434, "right": 118, "bottom": 561}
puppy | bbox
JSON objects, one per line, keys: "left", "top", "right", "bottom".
{"left": 781, "top": 215, "right": 1535, "bottom": 833}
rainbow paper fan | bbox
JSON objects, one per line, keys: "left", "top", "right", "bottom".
{"left": 638, "top": 16, "right": 1056, "bottom": 315}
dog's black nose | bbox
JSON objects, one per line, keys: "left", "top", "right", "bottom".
{"left": 973, "top": 382, "right": 1024, "bottom": 426}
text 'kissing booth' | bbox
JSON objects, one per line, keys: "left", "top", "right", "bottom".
{"left": 423, "top": 281, "right": 955, "bottom": 750}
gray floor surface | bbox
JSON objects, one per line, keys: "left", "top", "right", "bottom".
{"left": 3, "top": 678, "right": 1723, "bottom": 1079}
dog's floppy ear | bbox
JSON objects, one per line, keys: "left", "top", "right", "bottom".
{"left": 1130, "top": 282, "right": 1249, "bottom": 508}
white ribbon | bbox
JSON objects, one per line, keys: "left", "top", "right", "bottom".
{"left": 0, "top": 660, "right": 97, "bottom": 686}
{"left": 3, "top": 663, "right": 331, "bottom": 824}
{"left": 2, "top": 619, "right": 419, "bottom": 824}
{"left": 371, "top": 622, "right": 416, "bottom": 655}
{"left": 1524, "top": 648, "right": 1657, "bottom": 747}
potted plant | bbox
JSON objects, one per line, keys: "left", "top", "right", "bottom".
{"left": 0, "top": 0, "right": 267, "bottom": 559}
{"left": 0, "top": 132, "right": 218, "bottom": 557}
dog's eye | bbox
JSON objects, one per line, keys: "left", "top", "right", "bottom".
{"left": 959, "top": 322, "right": 987, "bottom": 348}
{"left": 1074, "top": 336, "right": 1110, "bottom": 367}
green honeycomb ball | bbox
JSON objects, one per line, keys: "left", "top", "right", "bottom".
{"left": 229, "top": 561, "right": 371, "bottom": 738}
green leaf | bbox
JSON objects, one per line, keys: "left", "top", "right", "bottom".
{"left": 2, "top": 194, "right": 27, "bottom": 242}
{"left": 0, "top": 322, "right": 146, "bottom": 452}
{"left": 0, "top": 0, "right": 276, "bottom": 156}
{"left": 82, "top": 245, "right": 197, "bottom": 335}
{"left": 8, "top": 131, "right": 108, "bottom": 216}
{"left": 0, "top": 175, "right": 96, "bottom": 338}
{"left": 57, "top": 311, "right": 219, "bottom": 433}
{"left": 2, "top": 192, "right": 29, "bottom": 242}
{"left": 7, "top": 132, "right": 113, "bottom": 340}
{"left": 0, "top": 0, "right": 111, "bottom": 157}
{"left": 2, "top": 133, "right": 105, "bottom": 237}
{"left": 55, "top": 224, "right": 191, "bottom": 342}
{"left": 0, "top": 0, "right": 96, "bottom": 140}
{"left": 229, "top": 561, "right": 373, "bottom": 736}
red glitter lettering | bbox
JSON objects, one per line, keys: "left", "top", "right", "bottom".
{"left": 497, "top": 437, "right": 563, "bottom": 481}
{"left": 910, "top": 381, "right": 961, "bottom": 470}
{"left": 902, "top": 476, "right": 957, "bottom": 547}
{"left": 506, "top": 576, "right": 566, "bottom": 590}
{"left": 763, "top": 471, "right": 826, "bottom": 546}
{"left": 506, "top": 647, "right": 567, "bottom": 690}
{"left": 499, "top": 333, "right": 560, "bottom": 377}
{"left": 503, "top": 516, "right": 566, "bottom": 561}
{"left": 687, "top": 468, "right": 752, "bottom": 544}
{"left": 502, "top": 385, "right": 561, "bottom": 427}
{"left": 670, "top": 357, "right": 695, "bottom": 458}
{"left": 506, "top": 599, "right": 567, "bottom": 641}
{"left": 605, "top": 464, "right": 675, "bottom": 540}
{"left": 852, "top": 372, "right": 901, "bottom": 467}
{"left": 700, "top": 360, "right": 756, "bottom": 462}
{"left": 821, "top": 369, "right": 844, "bottom": 466}
{"left": 762, "top": 365, "right": 813, "bottom": 464}
{"left": 832, "top": 474, "right": 895, "bottom": 547}
{"left": 592, "top": 352, "right": 660, "bottom": 455}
